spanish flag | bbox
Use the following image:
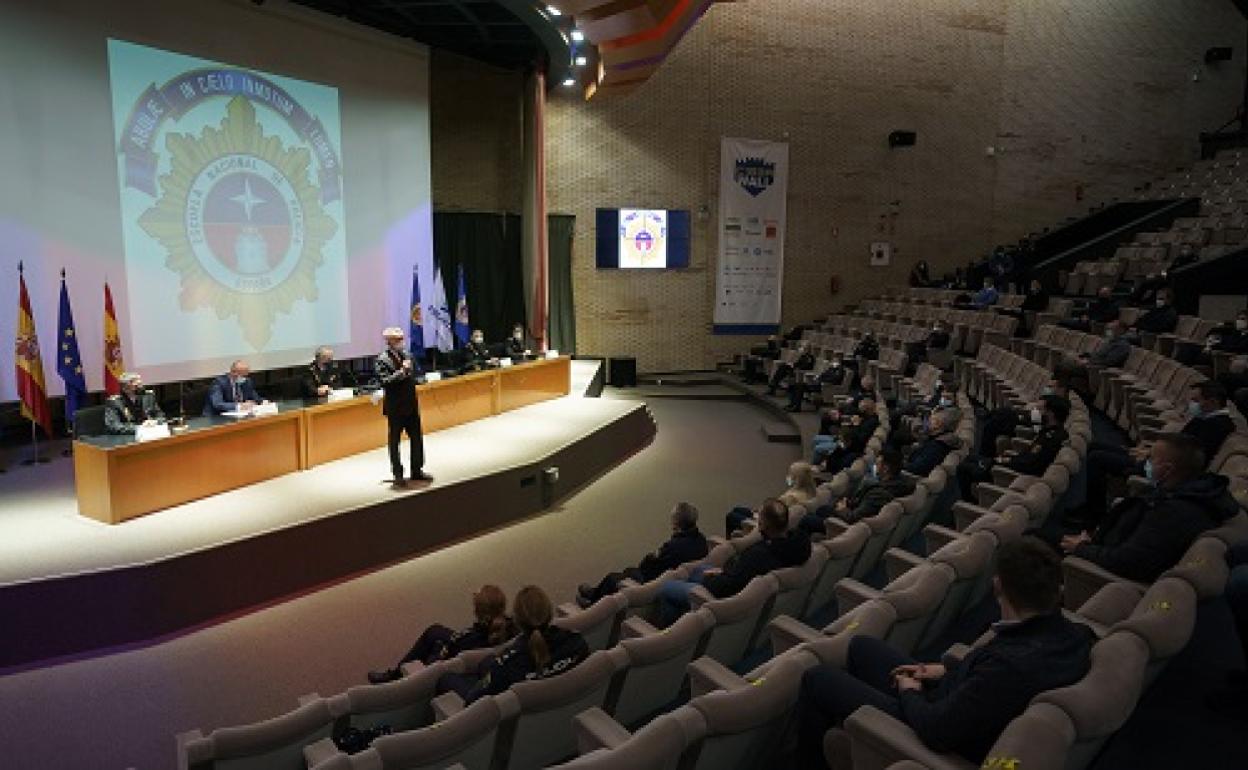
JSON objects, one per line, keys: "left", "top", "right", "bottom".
{"left": 103, "top": 282, "right": 124, "bottom": 396}
{"left": 14, "top": 264, "right": 52, "bottom": 437}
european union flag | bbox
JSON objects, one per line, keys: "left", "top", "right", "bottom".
{"left": 454, "top": 263, "right": 470, "bottom": 346}
{"left": 408, "top": 267, "right": 425, "bottom": 358}
{"left": 57, "top": 271, "right": 87, "bottom": 425}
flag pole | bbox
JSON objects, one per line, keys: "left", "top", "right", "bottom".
{"left": 23, "top": 420, "right": 49, "bottom": 465}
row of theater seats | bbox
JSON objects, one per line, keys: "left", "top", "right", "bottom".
{"left": 876, "top": 287, "right": 1029, "bottom": 312}
{"left": 1064, "top": 149, "right": 1248, "bottom": 295}
{"left": 175, "top": 394, "right": 976, "bottom": 770}
{"left": 555, "top": 344, "right": 1119, "bottom": 768}
{"left": 851, "top": 298, "right": 1019, "bottom": 357}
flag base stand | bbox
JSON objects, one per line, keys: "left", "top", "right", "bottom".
{"left": 21, "top": 424, "right": 51, "bottom": 465}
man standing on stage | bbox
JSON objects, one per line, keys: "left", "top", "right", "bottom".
{"left": 376, "top": 327, "right": 431, "bottom": 488}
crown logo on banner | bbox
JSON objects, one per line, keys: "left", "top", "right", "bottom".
{"left": 734, "top": 156, "right": 777, "bottom": 197}
{"left": 136, "top": 97, "right": 337, "bottom": 350}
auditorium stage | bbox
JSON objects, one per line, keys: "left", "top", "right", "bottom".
{"left": 0, "top": 360, "right": 653, "bottom": 671}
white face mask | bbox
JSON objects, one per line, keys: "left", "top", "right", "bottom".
{"left": 472, "top": 336, "right": 483, "bottom": 344}
{"left": 1237, "top": 319, "right": 1247, "bottom": 331}
{"left": 1156, "top": 299, "right": 1167, "bottom": 308}
{"left": 1030, "top": 407, "right": 1043, "bottom": 425}
{"left": 785, "top": 477, "right": 794, "bottom": 488}
{"left": 514, "top": 332, "right": 524, "bottom": 340}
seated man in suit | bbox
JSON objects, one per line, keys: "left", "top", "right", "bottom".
{"left": 1061, "top": 433, "right": 1239, "bottom": 583}
{"left": 104, "top": 372, "right": 165, "bottom": 435}
{"left": 656, "top": 498, "right": 810, "bottom": 626}
{"left": 795, "top": 536, "right": 1094, "bottom": 767}
{"left": 504, "top": 322, "right": 534, "bottom": 360}
{"left": 302, "top": 346, "right": 343, "bottom": 398}
{"left": 1059, "top": 285, "right": 1120, "bottom": 332}
{"left": 204, "top": 360, "right": 265, "bottom": 415}
{"left": 576, "top": 502, "right": 709, "bottom": 607}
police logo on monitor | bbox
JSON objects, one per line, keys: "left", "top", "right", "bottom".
{"left": 618, "top": 209, "right": 668, "bottom": 268}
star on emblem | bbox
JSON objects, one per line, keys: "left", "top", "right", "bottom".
{"left": 231, "top": 179, "right": 266, "bottom": 221}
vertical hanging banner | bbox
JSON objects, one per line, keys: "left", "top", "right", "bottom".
{"left": 713, "top": 137, "right": 789, "bottom": 334}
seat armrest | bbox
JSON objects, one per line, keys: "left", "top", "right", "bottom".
{"left": 456, "top": 648, "right": 496, "bottom": 671}
{"left": 176, "top": 730, "right": 204, "bottom": 770}
{"left": 974, "top": 482, "right": 1012, "bottom": 509}
{"left": 884, "top": 548, "right": 924, "bottom": 582}
{"left": 620, "top": 614, "right": 658, "bottom": 639}
{"left": 688, "top": 655, "right": 750, "bottom": 698}
{"left": 1061, "top": 556, "right": 1126, "bottom": 611}
{"left": 688, "top": 585, "right": 714, "bottom": 609}
{"left": 990, "top": 465, "right": 1022, "bottom": 488}
{"left": 952, "top": 500, "right": 992, "bottom": 531}
{"left": 922, "top": 524, "right": 961, "bottom": 555}
{"left": 941, "top": 644, "right": 972, "bottom": 669}
{"left": 825, "top": 518, "right": 850, "bottom": 538}
{"left": 398, "top": 660, "right": 426, "bottom": 677}
{"left": 556, "top": 601, "right": 578, "bottom": 619}
{"left": 303, "top": 737, "right": 342, "bottom": 769}
{"left": 573, "top": 706, "right": 632, "bottom": 754}
{"left": 845, "top": 706, "right": 970, "bottom": 770}
{"left": 768, "top": 614, "right": 823, "bottom": 655}
{"left": 835, "top": 578, "right": 881, "bottom": 616}
{"left": 431, "top": 690, "right": 466, "bottom": 722}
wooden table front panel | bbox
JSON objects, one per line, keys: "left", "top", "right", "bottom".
{"left": 302, "top": 397, "right": 389, "bottom": 468}
{"left": 498, "top": 357, "right": 572, "bottom": 413}
{"left": 75, "top": 411, "right": 304, "bottom": 524}
{"left": 417, "top": 370, "right": 497, "bottom": 434}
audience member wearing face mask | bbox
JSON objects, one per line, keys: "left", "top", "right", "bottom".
{"left": 1069, "top": 382, "right": 1234, "bottom": 530}
{"left": 1061, "top": 433, "right": 1238, "bottom": 583}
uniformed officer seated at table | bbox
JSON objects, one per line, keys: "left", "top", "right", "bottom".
{"left": 462, "top": 329, "right": 493, "bottom": 372}
{"left": 302, "top": 346, "right": 344, "bottom": 398}
{"left": 104, "top": 372, "right": 165, "bottom": 435}
{"left": 505, "top": 323, "right": 534, "bottom": 360}
{"left": 204, "top": 360, "right": 266, "bottom": 415}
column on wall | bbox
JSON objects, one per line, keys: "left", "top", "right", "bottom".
{"left": 521, "top": 68, "right": 550, "bottom": 351}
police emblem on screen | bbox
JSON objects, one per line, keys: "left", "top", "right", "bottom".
{"left": 619, "top": 209, "right": 667, "bottom": 268}
{"left": 734, "top": 157, "right": 776, "bottom": 197}
{"left": 133, "top": 96, "right": 337, "bottom": 349}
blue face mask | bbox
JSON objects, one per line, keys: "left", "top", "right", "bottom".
{"left": 1186, "top": 401, "right": 1203, "bottom": 419}
{"left": 1143, "top": 459, "right": 1156, "bottom": 485}
{"left": 864, "top": 463, "right": 878, "bottom": 482}
{"left": 1041, "top": 386, "right": 1054, "bottom": 396}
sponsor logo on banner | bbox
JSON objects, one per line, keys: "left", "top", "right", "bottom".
{"left": 734, "top": 156, "right": 776, "bottom": 197}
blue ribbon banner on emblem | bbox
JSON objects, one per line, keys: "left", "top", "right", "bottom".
{"left": 119, "top": 68, "right": 342, "bottom": 204}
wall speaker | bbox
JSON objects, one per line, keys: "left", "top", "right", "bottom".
{"left": 1206, "top": 46, "right": 1233, "bottom": 64}
{"left": 888, "top": 130, "right": 917, "bottom": 148}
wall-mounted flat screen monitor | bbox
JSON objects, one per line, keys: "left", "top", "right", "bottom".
{"left": 595, "top": 208, "right": 691, "bottom": 269}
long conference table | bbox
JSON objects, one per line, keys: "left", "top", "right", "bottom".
{"left": 73, "top": 356, "right": 572, "bottom": 525}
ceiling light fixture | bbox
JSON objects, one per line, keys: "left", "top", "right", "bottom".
{"left": 571, "top": 29, "right": 584, "bottom": 42}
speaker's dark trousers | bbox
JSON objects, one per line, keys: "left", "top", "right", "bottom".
{"left": 388, "top": 411, "right": 425, "bottom": 480}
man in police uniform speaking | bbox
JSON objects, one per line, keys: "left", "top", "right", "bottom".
{"left": 104, "top": 372, "right": 165, "bottom": 435}
{"left": 376, "top": 327, "right": 432, "bottom": 488}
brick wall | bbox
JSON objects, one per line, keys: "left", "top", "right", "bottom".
{"left": 537, "top": 0, "right": 1245, "bottom": 372}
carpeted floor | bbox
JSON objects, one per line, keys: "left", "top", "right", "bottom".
{"left": 0, "top": 389, "right": 799, "bottom": 770}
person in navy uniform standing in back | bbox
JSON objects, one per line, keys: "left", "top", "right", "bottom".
{"left": 376, "top": 327, "right": 432, "bottom": 488}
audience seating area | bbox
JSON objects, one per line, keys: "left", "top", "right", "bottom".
{"left": 177, "top": 267, "right": 1246, "bottom": 770}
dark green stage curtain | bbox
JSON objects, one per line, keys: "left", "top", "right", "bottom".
{"left": 547, "top": 214, "right": 576, "bottom": 353}
{"left": 432, "top": 212, "right": 526, "bottom": 345}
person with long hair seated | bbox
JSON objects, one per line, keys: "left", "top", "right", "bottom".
{"left": 435, "top": 585, "right": 589, "bottom": 704}
{"left": 368, "top": 584, "right": 517, "bottom": 684}
{"left": 724, "top": 461, "right": 816, "bottom": 536}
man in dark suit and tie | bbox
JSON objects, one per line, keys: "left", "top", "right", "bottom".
{"left": 376, "top": 327, "right": 432, "bottom": 488}
{"left": 204, "top": 360, "right": 264, "bottom": 415}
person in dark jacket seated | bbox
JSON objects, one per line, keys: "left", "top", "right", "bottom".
{"left": 1059, "top": 286, "right": 1120, "bottom": 332}
{"left": 957, "top": 395, "right": 1069, "bottom": 502}
{"left": 743, "top": 336, "right": 783, "bottom": 383}
{"left": 657, "top": 499, "right": 811, "bottom": 626}
{"left": 103, "top": 372, "right": 165, "bottom": 434}
{"left": 800, "top": 448, "right": 915, "bottom": 535}
{"left": 504, "top": 323, "right": 533, "bottom": 360}
{"left": 971, "top": 277, "right": 1000, "bottom": 310}
{"left": 901, "top": 409, "right": 963, "bottom": 477}
{"left": 1062, "top": 433, "right": 1239, "bottom": 583}
{"left": 909, "top": 260, "right": 932, "bottom": 288}
{"left": 436, "top": 585, "right": 588, "bottom": 704}
{"left": 796, "top": 536, "right": 1095, "bottom": 767}
{"left": 1177, "top": 309, "right": 1248, "bottom": 366}
{"left": 1070, "top": 382, "right": 1235, "bottom": 530}
{"left": 979, "top": 374, "right": 1071, "bottom": 460}
{"left": 1128, "top": 288, "right": 1179, "bottom": 339}
{"left": 767, "top": 342, "right": 815, "bottom": 395}
{"left": 368, "top": 584, "right": 516, "bottom": 684}
{"left": 904, "top": 321, "right": 952, "bottom": 370}
{"left": 821, "top": 398, "right": 880, "bottom": 474}
{"left": 576, "top": 502, "right": 709, "bottom": 607}
{"left": 1056, "top": 320, "right": 1130, "bottom": 397}
{"left": 812, "top": 380, "right": 875, "bottom": 462}
{"left": 204, "top": 360, "right": 265, "bottom": 415}
{"left": 853, "top": 332, "right": 880, "bottom": 363}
